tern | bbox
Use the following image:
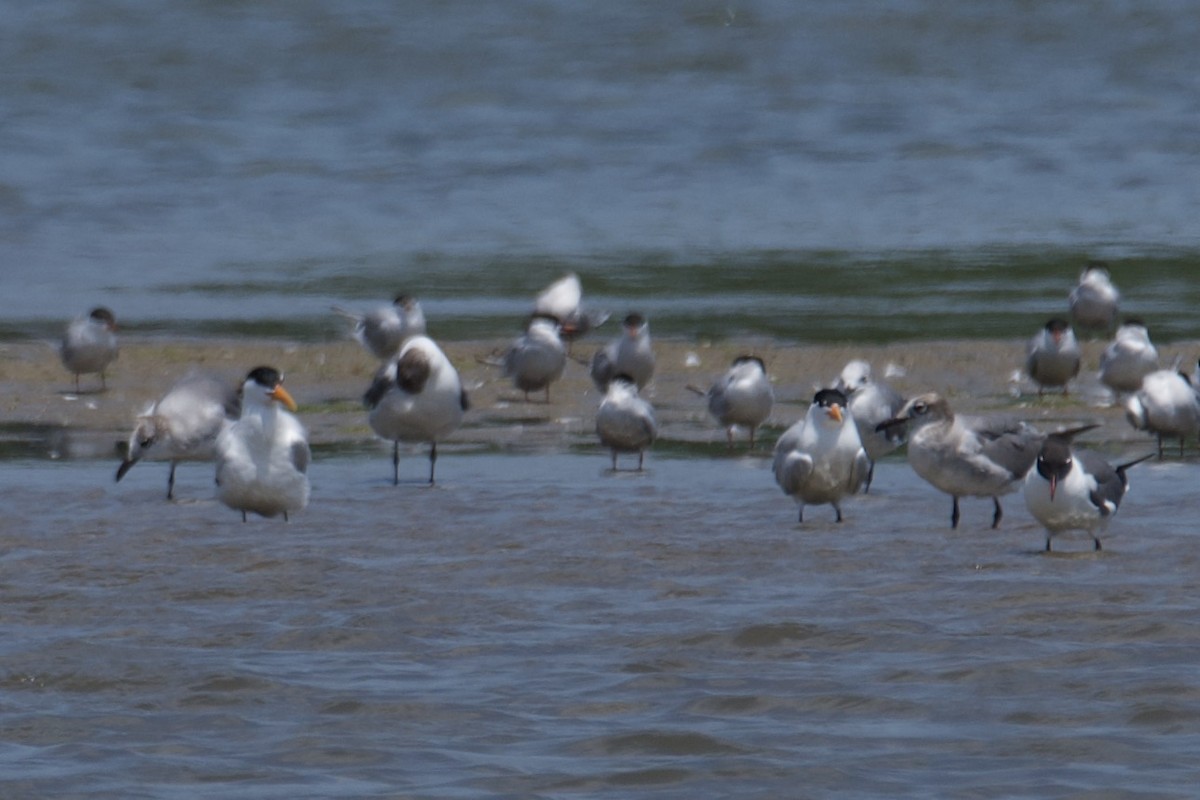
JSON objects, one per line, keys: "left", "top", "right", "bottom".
{"left": 879, "top": 392, "right": 1044, "bottom": 529}
{"left": 1099, "top": 320, "right": 1158, "bottom": 395}
{"left": 215, "top": 367, "right": 310, "bottom": 521}
{"left": 1068, "top": 263, "right": 1120, "bottom": 332}
{"left": 533, "top": 272, "right": 608, "bottom": 347}
{"left": 772, "top": 388, "right": 870, "bottom": 523}
{"left": 1123, "top": 367, "right": 1200, "bottom": 458}
{"left": 364, "top": 335, "right": 469, "bottom": 484}
{"left": 590, "top": 313, "right": 655, "bottom": 391}
{"left": 1024, "top": 429, "right": 1154, "bottom": 552}
{"left": 596, "top": 374, "right": 657, "bottom": 471}
{"left": 695, "top": 355, "right": 774, "bottom": 448}
{"left": 60, "top": 306, "right": 119, "bottom": 392}
{"left": 1025, "top": 318, "right": 1081, "bottom": 395}
{"left": 333, "top": 294, "right": 426, "bottom": 361}
{"left": 115, "top": 371, "right": 241, "bottom": 499}
{"left": 833, "top": 359, "right": 905, "bottom": 491}
{"left": 501, "top": 313, "right": 567, "bottom": 403}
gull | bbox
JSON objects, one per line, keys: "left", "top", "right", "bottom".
{"left": 1024, "top": 429, "right": 1154, "bottom": 552}
{"left": 1025, "top": 318, "right": 1081, "bottom": 395}
{"left": 364, "top": 335, "right": 469, "bottom": 484}
{"left": 693, "top": 355, "right": 774, "bottom": 448}
{"left": 332, "top": 294, "right": 426, "bottom": 360}
{"left": 115, "top": 371, "right": 241, "bottom": 499}
{"left": 60, "top": 306, "right": 119, "bottom": 392}
{"left": 596, "top": 374, "right": 657, "bottom": 471}
{"left": 215, "top": 367, "right": 310, "bottom": 521}
{"left": 590, "top": 312, "right": 655, "bottom": 391}
{"left": 533, "top": 272, "right": 608, "bottom": 347}
{"left": 772, "top": 388, "right": 870, "bottom": 523}
{"left": 1099, "top": 320, "right": 1158, "bottom": 395}
{"left": 833, "top": 359, "right": 905, "bottom": 491}
{"left": 1123, "top": 367, "right": 1200, "bottom": 458}
{"left": 1068, "top": 262, "right": 1120, "bottom": 332}
{"left": 501, "top": 313, "right": 567, "bottom": 402}
{"left": 878, "top": 392, "right": 1044, "bottom": 529}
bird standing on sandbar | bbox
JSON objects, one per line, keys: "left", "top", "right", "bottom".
{"left": 364, "top": 335, "right": 468, "bottom": 485}
{"left": 501, "top": 314, "right": 567, "bottom": 403}
{"left": 1068, "top": 263, "right": 1120, "bottom": 332}
{"left": 215, "top": 367, "right": 310, "bottom": 521}
{"left": 596, "top": 374, "right": 657, "bottom": 471}
{"left": 60, "top": 306, "right": 119, "bottom": 392}
{"left": 1099, "top": 320, "right": 1158, "bottom": 395}
{"left": 590, "top": 313, "right": 655, "bottom": 391}
{"left": 1025, "top": 318, "right": 1081, "bottom": 395}
{"left": 698, "top": 355, "right": 774, "bottom": 448}
{"left": 1123, "top": 368, "right": 1200, "bottom": 458}
{"left": 833, "top": 359, "right": 905, "bottom": 491}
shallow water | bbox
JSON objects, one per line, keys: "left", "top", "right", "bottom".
{"left": 3, "top": 451, "right": 1199, "bottom": 797}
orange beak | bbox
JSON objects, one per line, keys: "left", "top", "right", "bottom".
{"left": 269, "top": 384, "right": 298, "bottom": 412}
{"left": 828, "top": 404, "right": 843, "bottom": 423}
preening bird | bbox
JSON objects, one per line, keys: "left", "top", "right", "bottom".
{"left": 533, "top": 272, "right": 608, "bottom": 347}
{"left": 1123, "top": 367, "right": 1200, "bottom": 458}
{"left": 1068, "top": 263, "right": 1120, "bottom": 331}
{"left": 1099, "top": 320, "right": 1158, "bottom": 395}
{"left": 364, "top": 335, "right": 469, "bottom": 484}
{"left": 115, "top": 371, "right": 240, "bottom": 499}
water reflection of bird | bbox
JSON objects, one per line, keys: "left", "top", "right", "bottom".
{"left": 116, "top": 371, "right": 240, "bottom": 500}
{"left": 215, "top": 367, "right": 310, "bottom": 521}
{"left": 364, "top": 335, "right": 469, "bottom": 485}
{"left": 60, "top": 306, "right": 119, "bottom": 392}
{"left": 773, "top": 388, "right": 869, "bottom": 523}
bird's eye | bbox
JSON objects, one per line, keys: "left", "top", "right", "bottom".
{"left": 912, "top": 402, "right": 927, "bottom": 415}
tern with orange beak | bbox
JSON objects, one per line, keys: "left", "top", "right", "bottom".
{"left": 772, "top": 388, "right": 869, "bottom": 523}
{"left": 215, "top": 366, "right": 310, "bottom": 521}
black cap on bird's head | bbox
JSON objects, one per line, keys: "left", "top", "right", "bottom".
{"left": 732, "top": 354, "right": 766, "bottom": 371}
{"left": 243, "top": 366, "right": 297, "bottom": 411}
{"left": 89, "top": 307, "right": 117, "bottom": 329}
{"left": 812, "top": 388, "right": 848, "bottom": 423}
{"left": 1035, "top": 436, "right": 1074, "bottom": 501}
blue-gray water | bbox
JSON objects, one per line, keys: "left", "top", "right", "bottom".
{"left": 6, "top": 2, "right": 1200, "bottom": 797}
{"left": 3, "top": 1, "right": 1200, "bottom": 342}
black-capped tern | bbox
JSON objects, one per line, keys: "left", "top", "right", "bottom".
{"left": 772, "top": 388, "right": 870, "bottom": 523}
{"left": 60, "top": 306, "right": 118, "bottom": 392}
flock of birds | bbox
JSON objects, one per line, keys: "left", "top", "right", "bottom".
{"left": 55, "top": 265, "right": 1189, "bottom": 549}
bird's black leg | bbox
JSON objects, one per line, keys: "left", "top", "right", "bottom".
{"left": 637, "top": 450, "right": 644, "bottom": 471}
{"left": 991, "top": 497, "right": 1003, "bottom": 529}
{"left": 1045, "top": 537, "right": 1052, "bottom": 552}
{"left": 951, "top": 497, "right": 960, "bottom": 529}
{"left": 241, "top": 510, "right": 247, "bottom": 523}
{"left": 1157, "top": 434, "right": 1164, "bottom": 460}
{"left": 864, "top": 461, "right": 875, "bottom": 494}
{"left": 283, "top": 511, "right": 289, "bottom": 522}
{"left": 797, "top": 505, "right": 804, "bottom": 523}
{"left": 392, "top": 441, "right": 400, "bottom": 486}
{"left": 834, "top": 503, "right": 844, "bottom": 523}
{"left": 428, "top": 442, "right": 438, "bottom": 484}
{"left": 1093, "top": 538, "right": 1102, "bottom": 551}
{"left": 167, "top": 462, "right": 176, "bottom": 500}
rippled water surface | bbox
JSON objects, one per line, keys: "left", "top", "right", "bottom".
{"left": 4, "top": 452, "right": 1200, "bottom": 797}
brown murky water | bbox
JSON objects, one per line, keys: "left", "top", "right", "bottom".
{"left": 3, "top": 336, "right": 1199, "bottom": 797}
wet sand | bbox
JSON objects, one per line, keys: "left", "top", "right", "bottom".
{"left": 0, "top": 335, "right": 1179, "bottom": 462}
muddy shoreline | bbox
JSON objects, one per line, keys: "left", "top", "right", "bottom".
{"left": 0, "top": 335, "right": 1182, "bottom": 462}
